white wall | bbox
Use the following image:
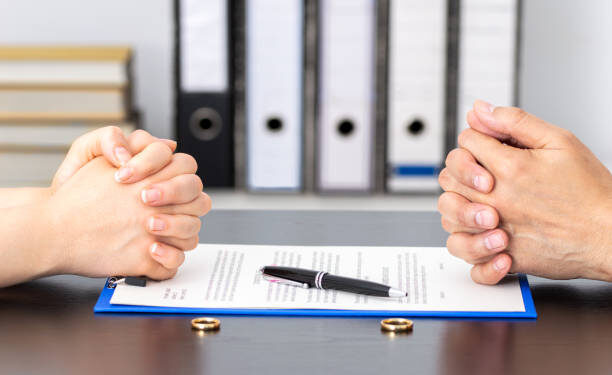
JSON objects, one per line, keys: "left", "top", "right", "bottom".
{"left": 0, "top": 0, "right": 174, "bottom": 139}
{"left": 521, "top": 0, "right": 612, "bottom": 168}
{"left": 1, "top": 0, "right": 610, "bottom": 168}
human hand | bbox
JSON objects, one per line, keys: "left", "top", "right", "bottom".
{"left": 44, "top": 154, "right": 211, "bottom": 279}
{"left": 438, "top": 100, "right": 612, "bottom": 284}
{"left": 52, "top": 126, "right": 177, "bottom": 188}
{"left": 52, "top": 126, "right": 211, "bottom": 273}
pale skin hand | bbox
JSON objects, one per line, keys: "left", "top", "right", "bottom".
{"left": 0, "top": 126, "right": 177, "bottom": 208}
{"left": 438, "top": 100, "right": 612, "bottom": 284}
{"left": 0, "top": 153, "right": 211, "bottom": 287}
{"left": 0, "top": 127, "right": 192, "bottom": 271}
{"left": 0, "top": 127, "right": 212, "bottom": 287}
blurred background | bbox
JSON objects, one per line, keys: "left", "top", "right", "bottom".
{"left": 0, "top": 0, "right": 610, "bottom": 210}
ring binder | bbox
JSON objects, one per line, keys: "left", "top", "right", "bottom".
{"left": 175, "top": 0, "right": 235, "bottom": 187}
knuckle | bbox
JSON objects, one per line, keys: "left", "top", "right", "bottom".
{"left": 182, "top": 237, "right": 199, "bottom": 251}
{"left": 130, "top": 129, "right": 149, "bottom": 138}
{"left": 199, "top": 193, "right": 212, "bottom": 215}
{"left": 457, "top": 129, "right": 472, "bottom": 148}
{"left": 440, "top": 217, "right": 454, "bottom": 233}
{"left": 500, "top": 107, "right": 530, "bottom": 132}
{"left": 194, "top": 175, "right": 204, "bottom": 192}
{"left": 557, "top": 128, "right": 576, "bottom": 145}
{"left": 150, "top": 140, "right": 172, "bottom": 154}
{"left": 182, "top": 174, "right": 203, "bottom": 192}
{"left": 438, "top": 168, "right": 453, "bottom": 191}
{"left": 446, "top": 235, "right": 460, "bottom": 257}
{"left": 174, "top": 153, "right": 198, "bottom": 174}
{"left": 459, "top": 206, "right": 474, "bottom": 227}
{"left": 192, "top": 218, "right": 202, "bottom": 233}
{"left": 104, "top": 125, "right": 124, "bottom": 140}
{"left": 445, "top": 148, "right": 464, "bottom": 168}
{"left": 497, "top": 157, "right": 522, "bottom": 179}
{"left": 437, "top": 192, "right": 454, "bottom": 214}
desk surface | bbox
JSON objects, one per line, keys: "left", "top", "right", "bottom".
{"left": 1, "top": 210, "right": 611, "bottom": 375}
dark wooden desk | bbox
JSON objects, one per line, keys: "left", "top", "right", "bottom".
{"left": 1, "top": 210, "right": 611, "bottom": 375}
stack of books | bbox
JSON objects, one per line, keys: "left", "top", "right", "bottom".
{"left": 0, "top": 46, "right": 138, "bottom": 186}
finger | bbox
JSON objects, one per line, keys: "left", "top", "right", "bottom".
{"left": 114, "top": 141, "right": 173, "bottom": 184}
{"left": 470, "top": 253, "right": 512, "bottom": 285}
{"left": 141, "top": 174, "right": 203, "bottom": 206}
{"left": 457, "top": 128, "right": 518, "bottom": 176}
{"left": 53, "top": 126, "right": 131, "bottom": 187}
{"left": 157, "top": 236, "right": 199, "bottom": 252}
{"left": 466, "top": 108, "right": 508, "bottom": 140}
{"left": 438, "top": 167, "right": 493, "bottom": 206}
{"left": 144, "top": 153, "right": 199, "bottom": 184}
{"left": 472, "top": 99, "right": 567, "bottom": 149}
{"left": 147, "top": 214, "right": 202, "bottom": 239}
{"left": 159, "top": 192, "right": 212, "bottom": 217}
{"left": 438, "top": 192, "right": 499, "bottom": 233}
{"left": 445, "top": 148, "right": 494, "bottom": 193}
{"left": 446, "top": 229, "right": 509, "bottom": 264}
{"left": 127, "top": 129, "right": 177, "bottom": 154}
{"left": 149, "top": 242, "right": 186, "bottom": 272}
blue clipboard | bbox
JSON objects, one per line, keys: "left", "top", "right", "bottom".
{"left": 94, "top": 274, "right": 537, "bottom": 318}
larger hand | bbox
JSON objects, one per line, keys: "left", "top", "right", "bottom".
{"left": 439, "top": 101, "right": 612, "bottom": 283}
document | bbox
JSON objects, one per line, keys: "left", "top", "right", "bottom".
{"left": 111, "top": 244, "right": 526, "bottom": 313}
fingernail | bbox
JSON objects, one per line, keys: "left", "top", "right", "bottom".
{"left": 114, "top": 167, "right": 133, "bottom": 182}
{"left": 493, "top": 256, "right": 508, "bottom": 271}
{"left": 141, "top": 188, "right": 161, "bottom": 204}
{"left": 475, "top": 210, "right": 495, "bottom": 228}
{"left": 150, "top": 243, "right": 167, "bottom": 257}
{"left": 474, "top": 100, "right": 496, "bottom": 122}
{"left": 484, "top": 233, "right": 505, "bottom": 250}
{"left": 473, "top": 175, "right": 489, "bottom": 192}
{"left": 148, "top": 217, "right": 166, "bottom": 231}
{"left": 114, "top": 146, "right": 131, "bottom": 166}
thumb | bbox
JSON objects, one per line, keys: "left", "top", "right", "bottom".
{"left": 52, "top": 126, "right": 132, "bottom": 188}
{"left": 470, "top": 99, "right": 566, "bottom": 149}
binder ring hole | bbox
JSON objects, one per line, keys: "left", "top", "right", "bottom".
{"left": 407, "top": 119, "right": 425, "bottom": 136}
{"left": 337, "top": 119, "right": 355, "bottom": 137}
{"left": 199, "top": 118, "right": 214, "bottom": 131}
{"left": 189, "top": 108, "right": 223, "bottom": 141}
{"left": 266, "top": 117, "right": 283, "bottom": 132}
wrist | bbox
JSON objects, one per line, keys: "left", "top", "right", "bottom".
{"left": 602, "top": 201, "right": 612, "bottom": 282}
{"left": 37, "top": 196, "right": 70, "bottom": 276}
{"left": 585, "top": 198, "right": 612, "bottom": 282}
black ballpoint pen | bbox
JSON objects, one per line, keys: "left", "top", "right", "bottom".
{"left": 260, "top": 266, "right": 407, "bottom": 298}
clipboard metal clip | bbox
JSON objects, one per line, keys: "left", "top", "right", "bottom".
{"left": 260, "top": 269, "right": 309, "bottom": 289}
{"left": 106, "top": 276, "right": 147, "bottom": 289}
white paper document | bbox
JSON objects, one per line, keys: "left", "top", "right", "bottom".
{"left": 111, "top": 244, "right": 525, "bottom": 312}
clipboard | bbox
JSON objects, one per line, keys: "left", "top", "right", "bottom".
{"left": 94, "top": 274, "right": 536, "bottom": 318}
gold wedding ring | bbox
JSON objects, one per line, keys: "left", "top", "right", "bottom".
{"left": 380, "top": 318, "right": 413, "bottom": 333}
{"left": 191, "top": 317, "right": 221, "bottom": 332}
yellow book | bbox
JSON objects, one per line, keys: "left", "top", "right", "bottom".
{"left": 0, "top": 46, "right": 132, "bottom": 89}
{"left": 0, "top": 46, "right": 131, "bottom": 61}
{"left": 0, "top": 87, "right": 128, "bottom": 122}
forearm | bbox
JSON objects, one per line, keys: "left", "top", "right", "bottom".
{"left": 0, "top": 203, "right": 59, "bottom": 287}
{"left": 0, "top": 187, "right": 51, "bottom": 209}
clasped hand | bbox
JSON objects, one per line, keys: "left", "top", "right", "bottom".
{"left": 438, "top": 100, "right": 612, "bottom": 284}
{"left": 0, "top": 126, "right": 211, "bottom": 287}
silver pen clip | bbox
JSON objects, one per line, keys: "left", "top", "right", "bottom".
{"left": 260, "top": 268, "right": 310, "bottom": 289}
